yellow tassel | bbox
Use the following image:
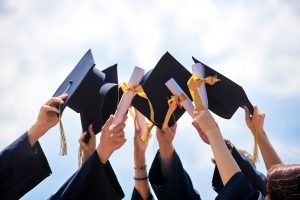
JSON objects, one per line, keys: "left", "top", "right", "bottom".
{"left": 141, "top": 122, "right": 154, "bottom": 142}
{"left": 251, "top": 126, "right": 259, "bottom": 163}
{"left": 130, "top": 106, "right": 153, "bottom": 143}
{"left": 59, "top": 113, "right": 67, "bottom": 156}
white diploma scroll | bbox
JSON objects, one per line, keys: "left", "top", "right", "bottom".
{"left": 165, "top": 78, "right": 195, "bottom": 118}
{"left": 112, "top": 66, "right": 145, "bottom": 125}
{"left": 192, "top": 63, "right": 208, "bottom": 109}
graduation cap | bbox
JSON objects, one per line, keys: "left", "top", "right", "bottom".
{"left": 53, "top": 50, "right": 119, "bottom": 154}
{"left": 191, "top": 57, "right": 258, "bottom": 162}
{"left": 191, "top": 57, "right": 254, "bottom": 118}
{"left": 131, "top": 52, "right": 193, "bottom": 129}
{"left": 190, "top": 57, "right": 260, "bottom": 162}
{"left": 212, "top": 147, "right": 267, "bottom": 195}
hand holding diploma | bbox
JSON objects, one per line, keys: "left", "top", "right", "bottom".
{"left": 112, "top": 66, "right": 145, "bottom": 125}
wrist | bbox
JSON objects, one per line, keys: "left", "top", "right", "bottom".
{"left": 134, "top": 155, "right": 146, "bottom": 167}
{"left": 159, "top": 144, "right": 174, "bottom": 160}
{"left": 33, "top": 122, "right": 49, "bottom": 135}
{"left": 206, "top": 129, "right": 222, "bottom": 142}
{"left": 97, "top": 145, "right": 111, "bottom": 164}
{"left": 207, "top": 130, "right": 224, "bottom": 147}
{"left": 28, "top": 123, "right": 48, "bottom": 146}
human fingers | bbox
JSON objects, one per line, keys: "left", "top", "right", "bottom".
{"left": 193, "top": 110, "right": 200, "bottom": 117}
{"left": 46, "top": 97, "right": 65, "bottom": 106}
{"left": 112, "top": 138, "right": 127, "bottom": 149}
{"left": 88, "top": 124, "right": 95, "bottom": 138}
{"left": 102, "top": 115, "right": 114, "bottom": 131}
{"left": 79, "top": 131, "right": 87, "bottom": 142}
{"left": 244, "top": 106, "right": 251, "bottom": 122}
{"left": 110, "top": 122, "right": 126, "bottom": 133}
{"left": 112, "top": 134, "right": 126, "bottom": 144}
{"left": 57, "top": 93, "right": 68, "bottom": 101}
{"left": 170, "top": 123, "right": 177, "bottom": 133}
{"left": 253, "top": 105, "right": 258, "bottom": 118}
{"left": 42, "top": 105, "right": 60, "bottom": 114}
{"left": 111, "top": 130, "right": 125, "bottom": 139}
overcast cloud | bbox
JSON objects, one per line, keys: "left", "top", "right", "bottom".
{"left": 0, "top": 0, "right": 300, "bottom": 199}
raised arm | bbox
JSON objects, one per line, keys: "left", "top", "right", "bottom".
{"left": 244, "top": 106, "right": 282, "bottom": 170}
{"left": 78, "top": 124, "right": 96, "bottom": 166}
{"left": 193, "top": 110, "right": 240, "bottom": 185}
{"left": 28, "top": 93, "right": 68, "bottom": 146}
{"left": 97, "top": 115, "right": 127, "bottom": 164}
{"left": 132, "top": 110, "right": 152, "bottom": 200}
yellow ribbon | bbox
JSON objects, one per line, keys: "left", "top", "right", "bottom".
{"left": 162, "top": 93, "right": 187, "bottom": 130}
{"left": 119, "top": 83, "right": 155, "bottom": 142}
{"left": 128, "top": 107, "right": 154, "bottom": 142}
{"left": 187, "top": 74, "right": 220, "bottom": 111}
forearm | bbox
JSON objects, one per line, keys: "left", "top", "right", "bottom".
{"left": 257, "top": 130, "right": 282, "bottom": 170}
{"left": 134, "top": 151, "right": 149, "bottom": 200}
{"left": 159, "top": 143, "right": 174, "bottom": 160}
{"left": 27, "top": 123, "right": 48, "bottom": 146}
{"left": 209, "top": 130, "right": 240, "bottom": 185}
{"left": 96, "top": 146, "right": 110, "bottom": 164}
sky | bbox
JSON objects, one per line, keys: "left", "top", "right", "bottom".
{"left": 0, "top": 0, "right": 300, "bottom": 199}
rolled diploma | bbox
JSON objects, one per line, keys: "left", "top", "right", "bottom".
{"left": 165, "top": 78, "right": 195, "bottom": 118}
{"left": 192, "top": 63, "right": 208, "bottom": 109}
{"left": 112, "top": 66, "right": 145, "bottom": 125}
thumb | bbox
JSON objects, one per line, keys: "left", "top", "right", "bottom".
{"left": 79, "top": 131, "right": 87, "bottom": 144}
{"left": 244, "top": 106, "right": 251, "bottom": 123}
{"left": 102, "top": 115, "right": 114, "bottom": 131}
{"left": 88, "top": 124, "right": 95, "bottom": 137}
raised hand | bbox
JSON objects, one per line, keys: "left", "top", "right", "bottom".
{"left": 193, "top": 110, "right": 220, "bottom": 143}
{"left": 79, "top": 124, "right": 96, "bottom": 165}
{"left": 28, "top": 93, "right": 68, "bottom": 146}
{"left": 244, "top": 105, "right": 265, "bottom": 135}
{"left": 97, "top": 115, "right": 127, "bottom": 164}
{"left": 156, "top": 123, "right": 177, "bottom": 160}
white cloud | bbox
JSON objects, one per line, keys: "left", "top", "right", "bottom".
{"left": 1, "top": 0, "right": 300, "bottom": 199}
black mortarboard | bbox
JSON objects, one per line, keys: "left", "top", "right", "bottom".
{"left": 53, "top": 50, "right": 119, "bottom": 138}
{"left": 192, "top": 57, "right": 254, "bottom": 118}
{"left": 131, "top": 52, "right": 193, "bottom": 129}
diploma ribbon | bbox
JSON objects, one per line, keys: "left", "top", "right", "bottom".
{"left": 162, "top": 92, "right": 187, "bottom": 130}
{"left": 187, "top": 74, "right": 220, "bottom": 111}
{"left": 128, "top": 107, "right": 154, "bottom": 142}
{"left": 119, "top": 82, "right": 155, "bottom": 142}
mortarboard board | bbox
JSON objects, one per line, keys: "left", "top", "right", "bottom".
{"left": 191, "top": 57, "right": 254, "bottom": 118}
{"left": 53, "top": 50, "right": 119, "bottom": 140}
{"left": 131, "top": 52, "right": 193, "bottom": 129}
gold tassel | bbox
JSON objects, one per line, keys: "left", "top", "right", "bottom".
{"left": 119, "top": 83, "right": 156, "bottom": 142}
{"left": 129, "top": 106, "right": 153, "bottom": 143}
{"left": 59, "top": 113, "right": 67, "bottom": 156}
{"left": 162, "top": 93, "right": 187, "bottom": 130}
{"left": 141, "top": 122, "right": 154, "bottom": 142}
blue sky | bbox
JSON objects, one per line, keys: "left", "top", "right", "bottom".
{"left": 0, "top": 0, "right": 300, "bottom": 199}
